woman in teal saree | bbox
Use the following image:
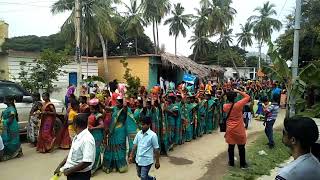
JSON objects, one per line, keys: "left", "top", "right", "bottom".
{"left": 88, "top": 99, "right": 105, "bottom": 175}
{"left": 197, "top": 96, "right": 208, "bottom": 136}
{"left": 164, "top": 96, "right": 179, "bottom": 150}
{"left": 160, "top": 101, "right": 170, "bottom": 154}
{"left": 103, "top": 99, "right": 137, "bottom": 173}
{"left": 185, "top": 96, "right": 197, "bottom": 142}
{"left": 206, "top": 94, "right": 214, "bottom": 134}
{"left": 144, "top": 100, "right": 161, "bottom": 149}
{"left": 133, "top": 99, "right": 143, "bottom": 129}
{"left": 174, "top": 95, "right": 183, "bottom": 145}
{"left": 212, "top": 97, "right": 220, "bottom": 130}
{"left": 1, "top": 96, "right": 22, "bottom": 161}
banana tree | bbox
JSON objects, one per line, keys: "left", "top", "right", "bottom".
{"left": 263, "top": 41, "right": 320, "bottom": 117}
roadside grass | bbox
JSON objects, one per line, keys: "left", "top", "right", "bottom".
{"left": 223, "top": 131, "right": 291, "bottom": 180}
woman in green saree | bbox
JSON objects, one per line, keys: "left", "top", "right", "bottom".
{"left": 197, "top": 95, "right": 208, "bottom": 136}
{"left": 212, "top": 97, "right": 220, "bottom": 130}
{"left": 1, "top": 96, "right": 22, "bottom": 161}
{"left": 180, "top": 100, "right": 187, "bottom": 144}
{"left": 88, "top": 99, "right": 105, "bottom": 175}
{"left": 174, "top": 95, "right": 183, "bottom": 145}
{"left": 103, "top": 98, "right": 137, "bottom": 173}
{"left": 160, "top": 100, "right": 170, "bottom": 154}
{"left": 206, "top": 93, "right": 214, "bottom": 134}
{"left": 133, "top": 98, "right": 143, "bottom": 129}
{"left": 185, "top": 95, "right": 197, "bottom": 142}
{"left": 144, "top": 99, "right": 161, "bottom": 149}
{"left": 164, "top": 95, "right": 179, "bottom": 150}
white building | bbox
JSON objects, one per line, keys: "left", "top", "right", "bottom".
{"left": 224, "top": 67, "right": 257, "bottom": 80}
{"left": 0, "top": 51, "right": 99, "bottom": 101}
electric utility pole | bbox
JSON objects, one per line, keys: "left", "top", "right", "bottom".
{"left": 75, "top": 0, "right": 82, "bottom": 95}
{"left": 290, "top": 0, "right": 302, "bottom": 117}
{"left": 258, "top": 43, "right": 262, "bottom": 70}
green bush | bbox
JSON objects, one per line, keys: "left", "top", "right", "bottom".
{"left": 120, "top": 58, "right": 141, "bottom": 98}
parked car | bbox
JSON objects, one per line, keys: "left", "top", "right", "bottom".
{"left": 0, "top": 80, "right": 65, "bottom": 134}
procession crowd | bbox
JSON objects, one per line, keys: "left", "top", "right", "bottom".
{"left": 3, "top": 78, "right": 320, "bottom": 180}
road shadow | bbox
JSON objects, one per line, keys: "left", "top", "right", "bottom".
{"left": 168, "top": 156, "right": 194, "bottom": 165}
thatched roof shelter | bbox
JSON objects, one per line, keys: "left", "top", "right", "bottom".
{"left": 160, "top": 52, "right": 224, "bottom": 79}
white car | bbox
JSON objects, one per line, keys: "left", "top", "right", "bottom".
{"left": 0, "top": 81, "right": 65, "bottom": 134}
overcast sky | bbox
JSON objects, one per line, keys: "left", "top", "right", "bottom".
{"left": 0, "top": 0, "right": 295, "bottom": 56}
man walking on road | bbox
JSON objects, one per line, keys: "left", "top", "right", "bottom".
{"left": 129, "top": 116, "right": 160, "bottom": 180}
{"left": 54, "top": 113, "right": 95, "bottom": 180}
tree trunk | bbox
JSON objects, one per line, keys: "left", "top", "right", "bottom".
{"left": 135, "top": 36, "right": 138, "bottom": 55}
{"left": 106, "top": 38, "right": 108, "bottom": 68}
{"left": 307, "top": 85, "right": 315, "bottom": 108}
{"left": 175, "top": 35, "right": 177, "bottom": 56}
{"left": 217, "top": 43, "right": 220, "bottom": 65}
{"left": 193, "top": 46, "right": 199, "bottom": 62}
{"left": 156, "top": 21, "right": 160, "bottom": 53}
{"left": 152, "top": 20, "right": 157, "bottom": 54}
{"left": 229, "top": 49, "right": 240, "bottom": 77}
{"left": 258, "top": 41, "right": 262, "bottom": 69}
{"left": 86, "top": 36, "right": 89, "bottom": 79}
{"left": 98, "top": 31, "right": 108, "bottom": 80}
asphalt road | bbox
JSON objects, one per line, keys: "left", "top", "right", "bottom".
{"left": 0, "top": 110, "right": 286, "bottom": 180}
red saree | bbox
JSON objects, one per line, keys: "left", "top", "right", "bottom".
{"left": 37, "top": 102, "right": 56, "bottom": 153}
{"left": 55, "top": 114, "right": 71, "bottom": 149}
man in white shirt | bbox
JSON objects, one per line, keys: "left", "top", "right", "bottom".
{"left": 129, "top": 116, "right": 160, "bottom": 180}
{"left": 276, "top": 116, "right": 320, "bottom": 180}
{"left": 54, "top": 113, "right": 95, "bottom": 180}
{"left": 0, "top": 136, "right": 4, "bottom": 159}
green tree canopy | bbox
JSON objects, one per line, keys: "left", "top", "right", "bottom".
{"left": 122, "top": 0, "right": 146, "bottom": 55}
{"left": 189, "top": 41, "right": 246, "bottom": 67}
{"left": 276, "top": 0, "right": 320, "bottom": 67}
{"left": 236, "top": 21, "right": 254, "bottom": 50}
{"left": 2, "top": 34, "right": 68, "bottom": 52}
{"left": 164, "top": 3, "right": 192, "bottom": 56}
{"left": 2, "top": 19, "right": 154, "bottom": 57}
{"left": 16, "top": 49, "right": 70, "bottom": 93}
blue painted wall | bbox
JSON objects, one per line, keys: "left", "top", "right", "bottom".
{"left": 148, "top": 56, "right": 160, "bottom": 89}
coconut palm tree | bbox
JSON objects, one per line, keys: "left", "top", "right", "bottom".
{"left": 249, "top": 1, "right": 282, "bottom": 68}
{"left": 188, "top": 33, "right": 211, "bottom": 62}
{"left": 205, "top": 0, "right": 237, "bottom": 35}
{"left": 190, "top": 6, "right": 210, "bottom": 62}
{"left": 200, "top": 0, "right": 211, "bottom": 8}
{"left": 218, "top": 29, "right": 233, "bottom": 49}
{"left": 192, "top": 7, "right": 210, "bottom": 37}
{"left": 142, "top": 0, "right": 171, "bottom": 54}
{"left": 203, "top": 0, "right": 236, "bottom": 66}
{"left": 122, "top": 0, "right": 146, "bottom": 55}
{"left": 236, "top": 21, "right": 254, "bottom": 50}
{"left": 164, "top": 3, "right": 192, "bottom": 56}
{"left": 52, "top": 0, "right": 119, "bottom": 77}
{"left": 218, "top": 29, "right": 239, "bottom": 73}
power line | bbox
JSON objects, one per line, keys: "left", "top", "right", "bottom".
{"left": 278, "top": 0, "right": 288, "bottom": 18}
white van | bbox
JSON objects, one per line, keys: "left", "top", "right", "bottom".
{"left": 0, "top": 81, "right": 65, "bottom": 134}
